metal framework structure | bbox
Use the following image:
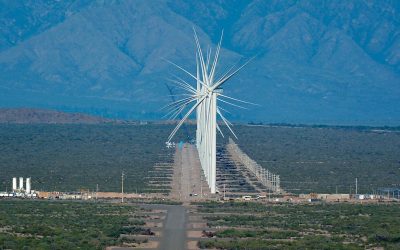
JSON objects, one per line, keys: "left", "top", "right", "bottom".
{"left": 165, "top": 30, "right": 252, "bottom": 193}
{"left": 227, "top": 138, "right": 281, "bottom": 193}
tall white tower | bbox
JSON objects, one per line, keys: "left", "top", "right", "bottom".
{"left": 166, "top": 30, "right": 252, "bottom": 193}
{"left": 26, "top": 178, "right": 31, "bottom": 194}
{"left": 19, "top": 177, "right": 24, "bottom": 190}
{"left": 12, "top": 177, "right": 17, "bottom": 191}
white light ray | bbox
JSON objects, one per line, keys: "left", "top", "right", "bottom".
{"left": 213, "top": 56, "right": 256, "bottom": 90}
{"left": 216, "top": 122, "right": 224, "bottom": 138}
{"left": 217, "top": 108, "right": 238, "bottom": 139}
{"left": 167, "top": 78, "right": 197, "bottom": 94}
{"left": 165, "top": 98, "right": 197, "bottom": 120}
{"left": 171, "top": 74, "right": 198, "bottom": 92}
{"left": 162, "top": 96, "right": 195, "bottom": 111}
{"left": 219, "top": 93, "right": 259, "bottom": 106}
{"left": 218, "top": 98, "right": 248, "bottom": 109}
{"left": 165, "top": 29, "right": 253, "bottom": 193}
{"left": 167, "top": 95, "right": 206, "bottom": 142}
{"left": 164, "top": 59, "right": 207, "bottom": 88}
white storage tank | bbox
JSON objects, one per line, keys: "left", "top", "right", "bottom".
{"left": 12, "top": 177, "right": 17, "bottom": 191}
{"left": 356, "top": 194, "right": 365, "bottom": 200}
{"left": 26, "top": 178, "right": 31, "bottom": 194}
{"left": 19, "top": 177, "right": 24, "bottom": 190}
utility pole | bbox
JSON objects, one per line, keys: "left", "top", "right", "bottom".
{"left": 336, "top": 185, "right": 338, "bottom": 194}
{"left": 121, "top": 171, "right": 125, "bottom": 203}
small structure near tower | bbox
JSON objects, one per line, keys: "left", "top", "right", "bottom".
{"left": 12, "top": 177, "right": 17, "bottom": 191}
{"left": 19, "top": 177, "right": 24, "bottom": 190}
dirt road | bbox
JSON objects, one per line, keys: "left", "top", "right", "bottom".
{"left": 139, "top": 204, "right": 188, "bottom": 250}
{"left": 170, "top": 143, "right": 210, "bottom": 202}
{"left": 159, "top": 205, "right": 187, "bottom": 250}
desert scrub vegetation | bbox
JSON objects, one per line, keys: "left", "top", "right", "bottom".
{"left": 0, "top": 124, "right": 178, "bottom": 193}
{"left": 231, "top": 125, "right": 400, "bottom": 193}
{"left": 198, "top": 236, "right": 360, "bottom": 250}
{"left": 0, "top": 124, "right": 398, "bottom": 194}
{"left": 197, "top": 201, "right": 400, "bottom": 249}
{"left": 0, "top": 200, "right": 144, "bottom": 249}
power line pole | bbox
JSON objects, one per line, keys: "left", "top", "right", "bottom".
{"left": 121, "top": 171, "right": 125, "bottom": 203}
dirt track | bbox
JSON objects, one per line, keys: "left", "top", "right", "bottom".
{"left": 159, "top": 205, "right": 187, "bottom": 250}
{"left": 170, "top": 143, "right": 210, "bottom": 202}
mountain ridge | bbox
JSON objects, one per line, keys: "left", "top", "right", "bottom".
{"left": 0, "top": 0, "right": 399, "bottom": 125}
{"left": 0, "top": 108, "right": 115, "bottom": 124}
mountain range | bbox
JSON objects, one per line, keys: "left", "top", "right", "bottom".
{"left": 0, "top": 107, "right": 114, "bottom": 124}
{"left": 0, "top": 0, "right": 399, "bottom": 125}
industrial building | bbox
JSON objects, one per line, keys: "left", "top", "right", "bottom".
{"left": 0, "top": 177, "right": 36, "bottom": 198}
{"left": 377, "top": 188, "right": 400, "bottom": 199}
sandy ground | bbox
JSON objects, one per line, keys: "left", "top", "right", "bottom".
{"left": 106, "top": 240, "right": 159, "bottom": 250}
{"left": 137, "top": 241, "right": 159, "bottom": 249}
{"left": 187, "top": 230, "right": 203, "bottom": 238}
{"left": 145, "top": 221, "right": 163, "bottom": 228}
{"left": 148, "top": 215, "right": 165, "bottom": 220}
{"left": 188, "top": 222, "right": 208, "bottom": 229}
{"left": 187, "top": 240, "right": 200, "bottom": 250}
{"left": 188, "top": 215, "right": 203, "bottom": 221}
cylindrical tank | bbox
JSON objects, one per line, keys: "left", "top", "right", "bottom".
{"left": 26, "top": 178, "right": 31, "bottom": 194}
{"left": 19, "top": 177, "right": 24, "bottom": 190}
{"left": 12, "top": 177, "right": 17, "bottom": 191}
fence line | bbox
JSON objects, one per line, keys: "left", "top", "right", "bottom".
{"left": 227, "top": 138, "right": 282, "bottom": 193}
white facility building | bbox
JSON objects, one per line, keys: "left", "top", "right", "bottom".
{"left": 26, "top": 178, "right": 31, "bottom": 194}
{"left": 19, "top": 177, "right": 24, "bottom": 190}
{"left": 12, "top": 177, "right": 17, "bottom": 191}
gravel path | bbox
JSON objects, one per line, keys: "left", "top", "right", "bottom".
{"left": 140, "top": 204, "right": 188, "bottom": 250}
{"left": 170, "top": 143, "right": 210, "bottom": 201}
{"left": 159, "top": 205, "right": 187, "bottom": 250}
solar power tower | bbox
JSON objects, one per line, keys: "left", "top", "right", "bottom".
{"left": 165, "top": 29, "right": 253, "bottom": 193}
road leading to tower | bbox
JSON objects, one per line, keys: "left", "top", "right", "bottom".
{"left": 170, "top": 143, "right": 211, "bottom": 202}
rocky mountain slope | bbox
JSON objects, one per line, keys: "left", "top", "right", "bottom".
{"left": 0, "top": 0, "right": 399, "bottom": 125}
